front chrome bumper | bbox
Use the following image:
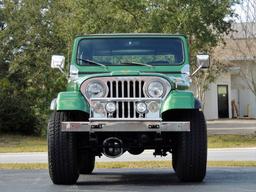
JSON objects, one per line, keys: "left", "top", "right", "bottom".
{"left": 61, "top": 121, "right": 190, "bottom": 132}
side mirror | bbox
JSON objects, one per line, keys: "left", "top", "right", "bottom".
{"left": 51, "top": 55, "right": 65, "bottom": 69}
{"left": 196, "top": 54, "right": 210, "bottom": 68}
{"left": 191, "top": 54, "right": 210, "bottom": 77}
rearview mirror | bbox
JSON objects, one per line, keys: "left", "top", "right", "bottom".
{"left": 196, "top": 54, "right": 210, "bottom": 68}
{"left": 51, "top": 55, "right": 65, "bottom": 69}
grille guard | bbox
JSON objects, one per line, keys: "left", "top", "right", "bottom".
{"left": 90, "top": 97, "right": 162, "bottom": 120}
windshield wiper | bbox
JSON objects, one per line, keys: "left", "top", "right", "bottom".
{"left": 119, "top": 62, "right": 153, "bottom": 68}
{"left": 77, "top": 58, "right": 107, "bottom": 69}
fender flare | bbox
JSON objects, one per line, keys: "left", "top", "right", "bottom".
{"left": 50, "top": 91, "right": 90, "bottom": 113}
{"left": 194, "top": 98, "right": 202, "bottom": 109}
{"left": 50, "top": 98, "right": 57, "bottom": 110}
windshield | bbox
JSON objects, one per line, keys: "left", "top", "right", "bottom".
{"left": 77, "top": 37, "right": 184, "bottom": 66}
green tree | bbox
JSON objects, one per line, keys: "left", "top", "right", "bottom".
{"left": 0, "top": 0, "right": 65, "bottom": 134}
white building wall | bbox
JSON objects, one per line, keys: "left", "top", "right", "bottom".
{"left": 249, "top": 91, "right": 256, "bottom": 118}
{"left": 231, "top": 73, "right": 256, "bottom": 118}
{"left": 203, "top": 73, "right": 232, "bottom": 120}
{"left": 203, "top": 83, "right": 218, "bottom": 119}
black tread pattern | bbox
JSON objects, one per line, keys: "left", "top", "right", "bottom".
{"left": 173, "top": 110, "right": 207, "bottom": 182}
{"left": 79, "top": 151, "right": 95, "bottom": 174}
{"left": 48, "top": 111, "right": 79, "bottom": 184}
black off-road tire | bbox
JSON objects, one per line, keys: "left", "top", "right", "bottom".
{"left": 48, "top": 111, "right": 79, "bottom": 185}
{"left": 172, "top": 110, "right": 207, "bottom": 182}
{"left": 79, "top": 151, "right": 95, "bottom": 174}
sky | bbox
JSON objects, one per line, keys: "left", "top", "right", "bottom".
{"left": 233, "top": 0, "right": 255, "bottom": 22}
{"left": 233, "top": 3, "right": 247, "bottom": 22}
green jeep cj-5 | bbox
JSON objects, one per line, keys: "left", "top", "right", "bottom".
{"left": 48, "top": 34, "right": 209, "bottom": 185}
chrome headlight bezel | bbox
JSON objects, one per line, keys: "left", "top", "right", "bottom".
{"left": 144, "top": 79, "right": 170, "bottom": 98}
{"left": 146, "top": 81, "right": 164, "bottom": 98}
{"left": 84, "top": 80, "right": 108, "bottom": 99}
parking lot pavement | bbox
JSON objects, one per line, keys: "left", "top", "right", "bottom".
{"left": 0, "top": 168, "right": 256, "bottom": 192}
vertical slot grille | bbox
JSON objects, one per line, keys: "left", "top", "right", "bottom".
{"left": 107, "top": 80, "right": 145, "bottom": 98}
{"left": 110, "top": 101, "right": 144, "bottom": 118}
{"left": 106, "top": 78, "right": 145, "bottom": 119}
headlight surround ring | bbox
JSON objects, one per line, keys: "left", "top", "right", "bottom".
{"left": 85, "top": 80, "right": 108, "bottom": 99}
{"left": 144, "top": 80, "right": 166, "bottom": 98}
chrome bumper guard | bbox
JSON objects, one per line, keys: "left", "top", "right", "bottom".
{"left": 61, "top": 121, "right": 190, "bottom": 132}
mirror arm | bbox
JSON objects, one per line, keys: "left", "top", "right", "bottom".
{"left": 190, "top": 64, "right": 203, "bottom": 77}
{"left": 58, "top": 66, "right": 69, "bottom": 80}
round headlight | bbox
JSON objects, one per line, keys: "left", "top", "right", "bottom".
{"left": 146, "top": 81, "right": 164, "bottom": 98}
{"left": 106, "top": 102, "right": 116, "bottom": 113}
{"left": 86, "top": 81, "right": 106, "bottom": 98}
{"left": 92, "top": 102, "right": 105, "bottom": 114}
{"left": 136, "top": 102, "right": 147, "bottom": 113}
{"left": 148, "top": 101, "right": 160, "bottom": 113}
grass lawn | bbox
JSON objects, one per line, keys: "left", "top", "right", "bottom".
{"left": 0, "top": 134, "right": 255, "bottom": 153}
{"left": 208, "top": 134, "right": 256, "bottom": 148}
{"left": 0, "top": 161, "right": 256, "bottom": 169}
{"left": 0, "top": 134, "right": 47, "bottom": 153}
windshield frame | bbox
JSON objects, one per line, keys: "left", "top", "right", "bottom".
{"left": 75, "top": 36, "right": 185, "bottom": 66}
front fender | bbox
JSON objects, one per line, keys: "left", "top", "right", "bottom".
{"left": 54, "top": 91, "right": 90, "bottom": 113}
{"left": 161, "top": 90, "right": 195, "bottom": 113}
